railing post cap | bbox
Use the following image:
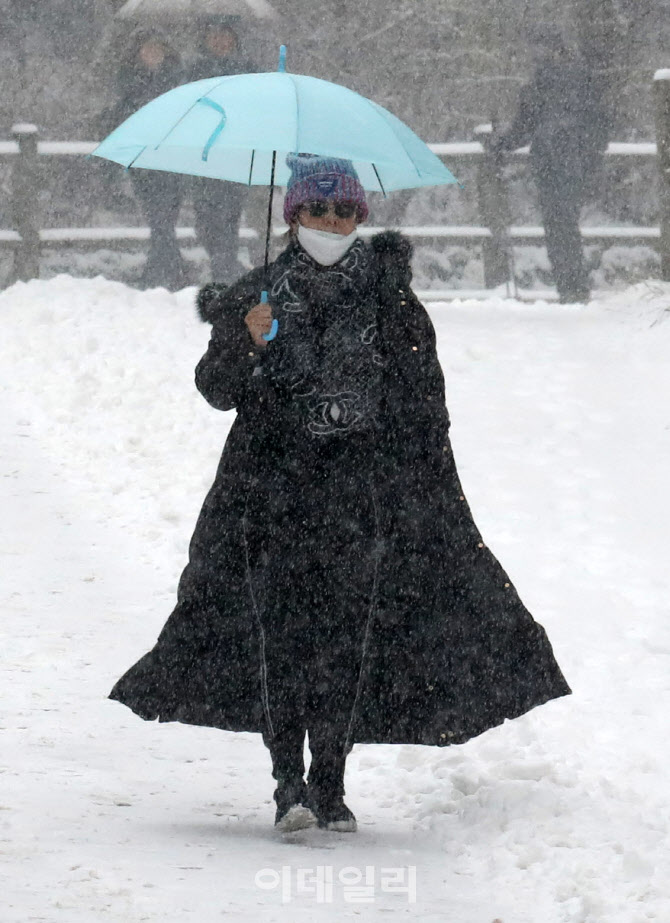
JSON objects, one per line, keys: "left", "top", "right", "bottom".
{"left": 653, "top": 69, "right": 670, "bottom": 82}
{"left": 12, "top": 123, "right": 39, "bottom": 135}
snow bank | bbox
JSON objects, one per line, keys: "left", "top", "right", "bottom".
{"left": 1, "top": 275, "right": 225, "bottom": 577}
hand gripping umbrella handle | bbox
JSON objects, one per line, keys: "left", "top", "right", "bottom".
{"left": 260, "top": 291, "right": 279, "bottom": 341}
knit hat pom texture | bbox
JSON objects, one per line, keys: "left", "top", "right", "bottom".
{"left": 283, "top": 153, "right": 368, "bottom": 224}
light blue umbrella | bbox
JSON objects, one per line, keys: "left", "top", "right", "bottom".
{"left": 92, "top": 46, "right": 458, "bottom": 337}
{"left": 93, "top": 47, "right": 457, "bottom": 192}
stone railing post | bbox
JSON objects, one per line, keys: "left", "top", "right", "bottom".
{"left": 11, "top": 123, "right": 40, "bottom": 282}
{"left": 474, "top": 123, "right": 512, "bottom": 288}
{"left": 654, "top": 70, "right": 670, "bottom": 280}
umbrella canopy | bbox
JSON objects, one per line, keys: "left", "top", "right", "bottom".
{"left": 117, "top": 0, "right": 278, "bottom": 22}
{"left": 91, "top": 70, "right": 458, "bottom": 194}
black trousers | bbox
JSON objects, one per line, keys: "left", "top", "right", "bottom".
{"left": 131, "top": 172, "right": 245, "bottom": 288}
{"left": 131, "top": 171, "right": 185, "bottom": 291}
{"left": 192, "top": 178, "right": 245, "bottom": 285}
{"left": 257, "top": 552, "right": 365, "bottom": 797}
{"left": 247, "top": 460, "right": 380, "bottom": 797}
{"left": 262, "top": 718, "right": 354, "bottom": 795}
{"left": 534, "top": 162, "right": 590, "bottom": 303}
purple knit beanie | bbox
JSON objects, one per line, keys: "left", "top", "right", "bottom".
{"left": 283, "top": 153, "right": 368, "bottom": 224}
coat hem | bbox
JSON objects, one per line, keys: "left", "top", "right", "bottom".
{"left": 108, "top": 682, "right": 571, "bottom": 747}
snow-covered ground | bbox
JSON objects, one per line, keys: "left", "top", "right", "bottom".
{"left": 2, "top": 275, "right": 669, "bottom": 922}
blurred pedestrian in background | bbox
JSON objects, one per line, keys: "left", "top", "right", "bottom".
{"left": 101, "top": 29, "right": 186, "bottom": 291}
{"left": 492, "top": 28, "right": 610, "bottom": 303}
{"left": 188, "top": 18, "right": 256, "bottom": 286}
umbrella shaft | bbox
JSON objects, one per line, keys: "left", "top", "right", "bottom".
{"left": 264, "top": 151, "right": 277, "bottom": 280}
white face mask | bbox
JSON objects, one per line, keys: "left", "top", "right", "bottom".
{"left": 297, "top": 224, "right": 358, "bottom": 266}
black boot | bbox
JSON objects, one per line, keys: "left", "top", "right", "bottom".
{"left": 306, "top": 722, "right": 356, "bottom": 831}
{"left": 274, "top": 777, "right": 317, "bottom": 833}
{"left": 306, "top": 783, "right": 357, "bottom": 833}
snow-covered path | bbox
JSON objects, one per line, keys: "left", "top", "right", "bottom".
{"left": 2, "top": 276, "right": 669, "bottom": 921}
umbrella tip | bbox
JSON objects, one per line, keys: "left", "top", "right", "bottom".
{"left": 278, "top": 45, "right": 287, "bottom": 72}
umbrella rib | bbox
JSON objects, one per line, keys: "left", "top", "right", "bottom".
{"left": 124, "top": 145, "right": 148, "bottom": 171}
{"left": 372, "top": 164, "right": 387, "bottom": 197}
{"left": 288, "top": 73, "right": 300, "bottom": 153}
{"left": 248, "top": 150, "right": 255, "bottom": 186}
{"left": 359, "top": 93, "right": 422, "bottom": 180}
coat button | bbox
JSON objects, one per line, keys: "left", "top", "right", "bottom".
{"left": 440, "top": 733, "right": 446, "bottom": 739}
{"left": 412, "top": 346, "right": 418, "bottom": 351}
{"left": 427, "top": 684, "right": 434, "bottom": 691}
{"left": 504, "top": 582, "right": 510, "bottom": 588}
{"left": 248, "top": 351, "right": 255, "bottom": 357}
{"left": 400, "top": 300, "right": 407, "bottom": 305}
{"left": 459, "top": 495, "right": 465, "bottom": 500}
{"left": 477, "top": 542, "right": 484, "bottom": 548}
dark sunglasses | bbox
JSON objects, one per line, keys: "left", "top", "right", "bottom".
{"left": 302, "top": 200, "right": 358, "bottom": 219}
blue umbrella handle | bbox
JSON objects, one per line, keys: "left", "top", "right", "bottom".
{"left": 260, "top": 290, "right": 279, "bottom": 341}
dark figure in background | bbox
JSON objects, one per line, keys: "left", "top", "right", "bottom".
{"left": 102, "top": 30, "right": 186, "bottom": 291}
{"left": 189, "top": 19, "right": 255, "bottom": 285}
{"left": 492, "top": 30, "right": 610, "bottom": 303}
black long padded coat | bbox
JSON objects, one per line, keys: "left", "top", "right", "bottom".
{"left": 109, "top": 232, "right": 571, "bottom": 747}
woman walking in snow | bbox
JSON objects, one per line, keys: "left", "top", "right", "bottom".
{"left": 109, "top": 154, "right": 570, "bottom": 833}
